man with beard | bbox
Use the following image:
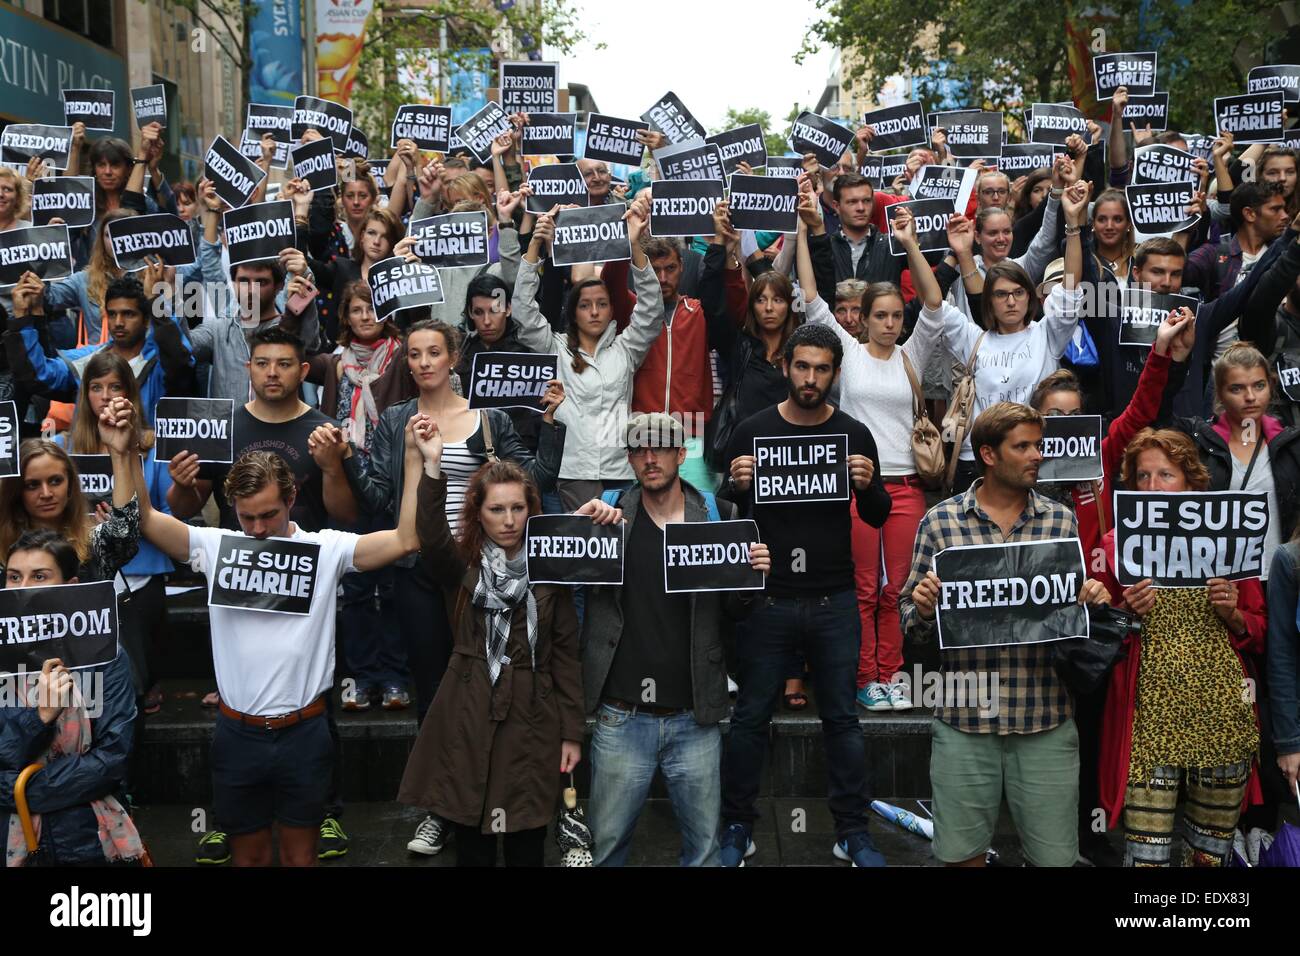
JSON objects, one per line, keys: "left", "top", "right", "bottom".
{"left": 717, "top": 323, "right": 892, "bottom": 867}
{"left": 581, "top": 412, "right": 770, "bottom": 866}
{"left": 4, "top": 267, "right": 195, "bottom": 425}
{"left": 900, "top": 402, "right": 1112, "bottom": 867}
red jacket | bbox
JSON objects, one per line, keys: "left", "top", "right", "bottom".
{"left": 1097, "top": 527, "right": 1266, "bottom": 828}
{"left": 605, "top": 257, "right": 747, "bottom": 422}
{"left": 1071, "top": 348, "right": 1173, "bottom": 568}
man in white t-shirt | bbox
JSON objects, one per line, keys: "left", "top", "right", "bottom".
{"left": 105, "top": 396, "right": 431, "bottom": 866}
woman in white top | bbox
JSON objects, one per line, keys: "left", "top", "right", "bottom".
{"left": 943, "top": 179, "right": 1092, "bottom": 493}
{"left": 796, "top": 194, "right": 956, "bottom": 712}
{"left": 512, "top": 194, "right": 664, "bottom": 510}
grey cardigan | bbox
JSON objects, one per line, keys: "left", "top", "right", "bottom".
{"left": 580, "top": 481, "right": 758, "bottom": 725}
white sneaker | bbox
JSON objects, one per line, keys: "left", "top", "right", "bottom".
{"left": 864, "top": 682, "right": 892, "bottom": 712}
{"left": 727, "top": 676, "right": 739, "bottom": 696}
{"left": 407, "top": 813, "right": 449, "bottom": 856}
{"left": 887, "top": 681, "right": 914, "bottom": 711}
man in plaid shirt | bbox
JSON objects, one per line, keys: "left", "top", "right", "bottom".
{"left": 899, "top": 402, "right": 1111, "bottom": 867}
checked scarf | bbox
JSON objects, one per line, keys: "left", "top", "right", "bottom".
{"left": 472, "top": 540, "right": 536, "bottom": 686}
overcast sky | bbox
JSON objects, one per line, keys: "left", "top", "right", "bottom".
{"left": 558, "top": 0, "right": 837, "bottom": 133}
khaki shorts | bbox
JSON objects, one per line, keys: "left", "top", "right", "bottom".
{"left": 930, "top": 717, "right": 1079, "bottom": 866}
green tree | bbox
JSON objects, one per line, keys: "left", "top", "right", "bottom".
{"left": 800, "top": 0, "right": 1281, "bottom": 133}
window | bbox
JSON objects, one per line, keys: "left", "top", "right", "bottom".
{"left": 43, "top": 0, "right": 113, "bottom": 49}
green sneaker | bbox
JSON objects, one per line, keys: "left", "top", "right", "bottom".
{"left": 195, "top": 830, "right": 230, "bottom": 865}
{"left": 319, "top": 817, "right": 349, "bottom": 860}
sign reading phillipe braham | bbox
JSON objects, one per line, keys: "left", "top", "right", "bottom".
{"left": 752, "top": 434, "right": 850, "bottom": 504}
{"left": 106, "top": 214, "right": 196, "bottom": 272}
{"left": 367, "top": 256, "right": 445, "bottom": 323}
{"left": 466, "top": 352, "right": 557, "bottom": 413}
{"left": 1114, "top": 491, "right": 1270, "bottom": 586}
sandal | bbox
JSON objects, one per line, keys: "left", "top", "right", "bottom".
{"left": 201, "top": 690, "right": 221, "bottom": 708}
{"left": 143, "top": 685, "right": 164, "bottom": 715}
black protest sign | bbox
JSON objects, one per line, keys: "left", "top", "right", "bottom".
{"left": 861, "top": 102, "right": 927, "bottom": 152}
{"left": 521, "top": 113, "right": 576, "bottom": 156}
{"left": 1183, "top": 133, "right": 1216, "bottom": 161}
{"left": 928, "top": 108, "right": 978, "bottom": 131}
{"left": 154, "top": 397, "right": 235, "bottom": 463}
{"left": 204, "top": 135, "right": 266, "bottom": 209}
{"left": 1124, "top": 93, "right": 1170, "bottom": 132}
{"left": 390, "top": 104, "right": 452, "bottom": 151}
{"left": 131, "top": 84, "right": 167, "bottom": 127}
{"left": 240, "top": 129, "right": 289, "bottom": 170}
{"left": 466, "top": 351, "right": 557, "bottom": 412}
{"left": 860, "top": 154, "right": 910, "bottom": 188}
{"left": 584, "top": 113, "right": 648, "bottom": 165}
{"left": 1277, "top": 352, "right": 1300, "bottom": 404}
{"left": 525, "top": 162, "right": 587, "bottom": 212}
{"left": 1037, "top": 415, "right": 1103, "bottom": 483}
{"left": 706, "top": 124, "right": 768, "bottom": 175}
{"left": 551, "top": 204, "right": 631, "bottom": 266}
{"left": 500, "top": 61, "right": 559, "bottom": 114}
{"left": 455, "top": 101, "right": 512, "bottom": 164}
{"left": 1028, "top": 103, "right": 1088, "bottom": 146}
{"left": 343, "top": 127, "right": 369, "bottom": 161}
{"left": 1, "top": 124, "right": 73, "bottom": 170}
{"left": 1131, "top": 143, "right": 1197, "bottom": 186}
{"left": 998, "top": 143, "right": 1056, "bottom": 176}
{"left": 368, "top": 256, "right": 445, "bottom": 323}
{"left": 752, "top": 434, "right": 850, "bottom": 504}
{"left": 222, "top": 200, "right": 294, "bottom": 267}
{"left": 642, "top": 91, "right": 707, "bottom": 145}
{"left": 909, "top": 165, "right": 976, "bottom": 210}
{"left": 290, "top": 136, "right": 337, "bottom": 192}
{"left": 62, "top": 88, "right": 114, "bottom": 131}
{"left": 0, "top": 225, "right": 73, "bottom": 288}
{"left": 408, "top": 211, "right": 490, "bottom": 269}
{"left": 1214, "top": 92, "right": 1286, "bottom": 145}
{"left": 526, "top": 514, "right": 625, "bottom": 585}
{"left": 886, "top": 199, "right": 955, "bottom": 256}
{"left": 653, "top": 140, "right": 725, "bottom": 182}
{"left": 1114, "top": 491, "right": 1270, "bottom": 587}
{"left": 1093, "top": 52, "right": 1158, "bottom": 99}
{"left": 727, "top": 173, "right": 798, "bottom": 234}
{"left": 789, "top": 111, "right": 855, "bottom": 168}
{"left": 1288, "top": 129, "right": 1300, "bottom": 152}
{"left": 106, "top": 213, "right": 195, "bottom": 272}
{"left": 69, "top": 454, "right": 114, "bottom": 510}
{"left": 1117, "top": 288, "right": 1200, "bottom": 347}
{"left": 0, "top": 401, "right": 16, "bottom": 477}
{"left": 664, "top": 520, "right": 764, "bottom": 594}
{"left": 209, "top": 535, "right": 320, "bottom": 615}
{"left": 246, "top": 103, "right": 292, "bottom": 147}
{"left": 650, "top": 179, "right": 724, "bottom": 238}
{"left": 934, "top": 539, "right": 1088, "bottom": 650}
{"left": 292, "top": 95, "right": 352, "bottom": 153}
{"left": 933, "top": 111, "right": 1003, "bottom": 159}
{"left": 31, "top": 176, "right": 94, "bottom": 228}
{"left": 1126, "top": 182, "right": 1198, "bottom": 237}
{"left": 765, "top": 157, "right": 804, "bottom": 178}
{"left": 1248, "top": 64, "right": 1300, "bottom": 103}
{"left": 0, "top": 581, "right": 119, "bottom": 677}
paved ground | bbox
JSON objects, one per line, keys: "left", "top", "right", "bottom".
{"left": 132, "top": 797, "right": 1125, "bottom": 867}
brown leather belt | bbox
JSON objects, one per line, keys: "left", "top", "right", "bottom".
{"left": 602, "top": 697, "right": 689, "bottom": 717}
{"left": 219, "top": 695, "right": 326, "bottom": 731}
{"left": 882, "top": 474, "right": 921, "bottom": 486}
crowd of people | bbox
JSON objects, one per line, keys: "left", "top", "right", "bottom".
{"left": 1, "top": 69, "right": 1300, "bottom": 870}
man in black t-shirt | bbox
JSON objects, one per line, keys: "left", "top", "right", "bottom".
{"left": 581, "top": 412, "right": 770, "bottom": 867}
{"left": 718, "top": 323, "right": 892, "bottom": 868}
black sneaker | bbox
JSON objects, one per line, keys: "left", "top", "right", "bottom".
{"left": 195, "top": 830, "right": 230, "bottom": 865}
{"left": 1078, "top": 830, "right": 1120, "bottom": 867}
{"left": 319, "top": 817, "right": 349, "bottom": 859}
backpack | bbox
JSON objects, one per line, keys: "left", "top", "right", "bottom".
{"left": 602, "top": 488, "right": 720, "bottom": 522}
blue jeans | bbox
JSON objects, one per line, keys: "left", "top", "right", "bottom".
{"left": 589, "top": 703, "right": 722, "bottom": 866}
{"left": 721, "top": 589, "right": 871, "bottom": 838}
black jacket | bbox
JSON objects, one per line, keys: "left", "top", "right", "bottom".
{"left": 347, "top": 399, "right": 565, "bottom": 567}
{"left": 454, "top": 320, "right": 543, "bottom": 453}
{"left": 828, "top": 227, "right": 904, "bottom": 286}
{"left": 1172, "top": 414, "right": 1300, "bottom": 542}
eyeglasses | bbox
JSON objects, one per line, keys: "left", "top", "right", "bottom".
{"left": 991, "top": 288, "right": 1029, "bottom": 301}
{"left": 980, "top": 187, "right": 1009, "bottom": 197}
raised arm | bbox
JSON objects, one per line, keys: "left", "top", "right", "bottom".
{"left": 105, "top": 398, "right": 192, "bottom": 563}
{"left": 514, "top": 208, "right": 563, "bottom": 353}
{"left": 615, "top": 194, "right": 666, "bottom": 369}
{"left": 353, "top": 414, "right": 426, "bottom": 572}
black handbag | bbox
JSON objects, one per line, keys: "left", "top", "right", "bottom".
{"left": 705, "top": 336, "right": 754, "bottom": 473}
{"left": 1052, "top": 605, "right": 1140, "bottom": 696}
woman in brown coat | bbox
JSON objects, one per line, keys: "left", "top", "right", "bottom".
{"left": 398, "top": 415, "right": 587, "bottom": 866}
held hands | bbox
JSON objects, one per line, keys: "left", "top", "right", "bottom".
{"left": 945, "top": 213, "right": 974, "bottom": 255}
{"left": 711, "top": 199, "right": 739, "bottom": 246}
{"left": 623, "top": 193, "right": 650, "bottom": 245}
{"left": 98, "top": 396, "right": 136, "bottom": 454}
{"left": 1061, "top": 179, "right": 1091, "bottom": 226}
{"left": 848, "top": 454, "right": 875, "bottom": 490}
{"left": 307, "top": 424, "right": 350, "bottom": 472}
{"left": 796, "top": 182, "right": 822, "bottom": 230}
{"left": 539, "top": 379, "right": 565, "bottom": 423}
{"left": 1212, "top": 132, "right": 1235, "bottom": 166}
{"left": 891, "top": 205, "right": 918, "bottom": 248}
{"left": 35, "top": 659, "right": 73, "bottom": 725}
{"left": 11, "top": 271, "right": 45, "bottom": 319}
{"left": 411, "top": 413, "right": 442, "bottom": 472}
{"left": 574, "top": 497, "right": 623, "bottom": 525}
{"left": 1154, "top": 306, "right": 1196, "bottom": 360}
{"left": 496, "top": 187, "right": 525, "bottom": 221}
